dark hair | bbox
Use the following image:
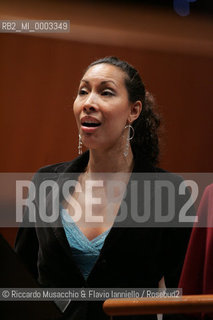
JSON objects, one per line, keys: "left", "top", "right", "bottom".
{"left": 87, "top": 56, "right": 161, "bottom": 165}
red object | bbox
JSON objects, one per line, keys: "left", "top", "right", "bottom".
{"left": 179, "top": 184, "right": 213, "bottom": 295}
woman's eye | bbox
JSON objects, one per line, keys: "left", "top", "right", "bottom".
{"left": 101, "top": 90, "right": 114, "bottom": 96}
{"left": 78, "top": 89, "right": 88, "bottom": 95}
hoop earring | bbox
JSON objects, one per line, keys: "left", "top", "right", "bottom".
{"left": 78, "top": 134, "right": 82, "bottom": 155}
{"left": 123, "top": 124, "right": 134, "bottom": 157}
{"left": 125, "top": 124, "right": 134, "bottom": 140}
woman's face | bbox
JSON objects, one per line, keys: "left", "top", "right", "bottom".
{"left": 73, "top": 63, "right": 138, "bottom": 152}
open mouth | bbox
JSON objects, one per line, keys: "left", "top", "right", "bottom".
{"left": 82, "top": 122, "right": 101, "bottom": 127}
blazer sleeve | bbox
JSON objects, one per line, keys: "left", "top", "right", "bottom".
{"left": 162, "top": 178, "right": 194, "bottom": 289}
{"left": 15, "top": 223, "right": 39, "bottom": 279}
{"left": 162, "top": 226, "right": 192, "bottom": 289}
{"left": 14, "top": 162, "right": 68, "bottom": 280}
{"left": 162, "top": 181, "right": 195, "bottom": 320}
{"left": 14, "top": 171, "right": 41, "bottom": 280}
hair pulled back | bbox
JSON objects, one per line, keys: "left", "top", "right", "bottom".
{"left": 87, "top": 56, "right": 160, "bottom": 165}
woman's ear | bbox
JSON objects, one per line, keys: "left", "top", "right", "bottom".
{"left": 128, "top": 101, "right": 142, "bottom": 123}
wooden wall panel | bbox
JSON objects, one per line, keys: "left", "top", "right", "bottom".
{"left": 0, "top": 29, "right": 212, "bottom": 245}
{"left": 0, "top": 34, "right": 212, "bottom": 173}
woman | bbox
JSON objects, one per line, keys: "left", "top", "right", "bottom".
{"left": 15, "top": 56, "right": 192, "bottom": 319}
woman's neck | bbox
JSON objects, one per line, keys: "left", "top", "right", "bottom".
{"left": 86, "top": 147, "right": 134, "bottom": 173}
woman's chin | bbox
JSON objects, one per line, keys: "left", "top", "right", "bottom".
{"left": 82, "top": 142, "right": 100, "bottom": 150}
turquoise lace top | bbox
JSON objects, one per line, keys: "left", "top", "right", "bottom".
{"left": 61, "top": 207, "right": 110, "bottom": 279}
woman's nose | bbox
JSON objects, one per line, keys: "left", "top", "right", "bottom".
{"left": 83, "top": 104, "right": 96, "bottom": 112}
{"left": 83, "top": 93, "right": 98, "bottom": 112}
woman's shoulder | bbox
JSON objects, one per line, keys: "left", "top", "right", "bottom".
{"left": 36, "top": 151, "right": 90, "bottom": 174}
{"left": 37, "top": 160, "right": 74, "bottom": 174}
{"left": 153, "top": 166, "right": 185, "bottom": 183}
{"left": 139, "top": 165, "right": 183, "bottom": 186}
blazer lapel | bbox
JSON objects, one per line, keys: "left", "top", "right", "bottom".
{"left": 43, "top": 152, "right": 90, "bottom": 281}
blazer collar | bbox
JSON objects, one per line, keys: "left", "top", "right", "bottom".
{"left": 60, "top": 150, "right": 156, "bottom": 174}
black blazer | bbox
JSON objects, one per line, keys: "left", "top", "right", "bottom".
{"left": 15, "top": 151, "right": 192, "bottom": 320}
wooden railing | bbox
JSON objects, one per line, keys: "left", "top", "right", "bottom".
{"left": 103, "top": 295, "right": 213, "bottom": 316}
